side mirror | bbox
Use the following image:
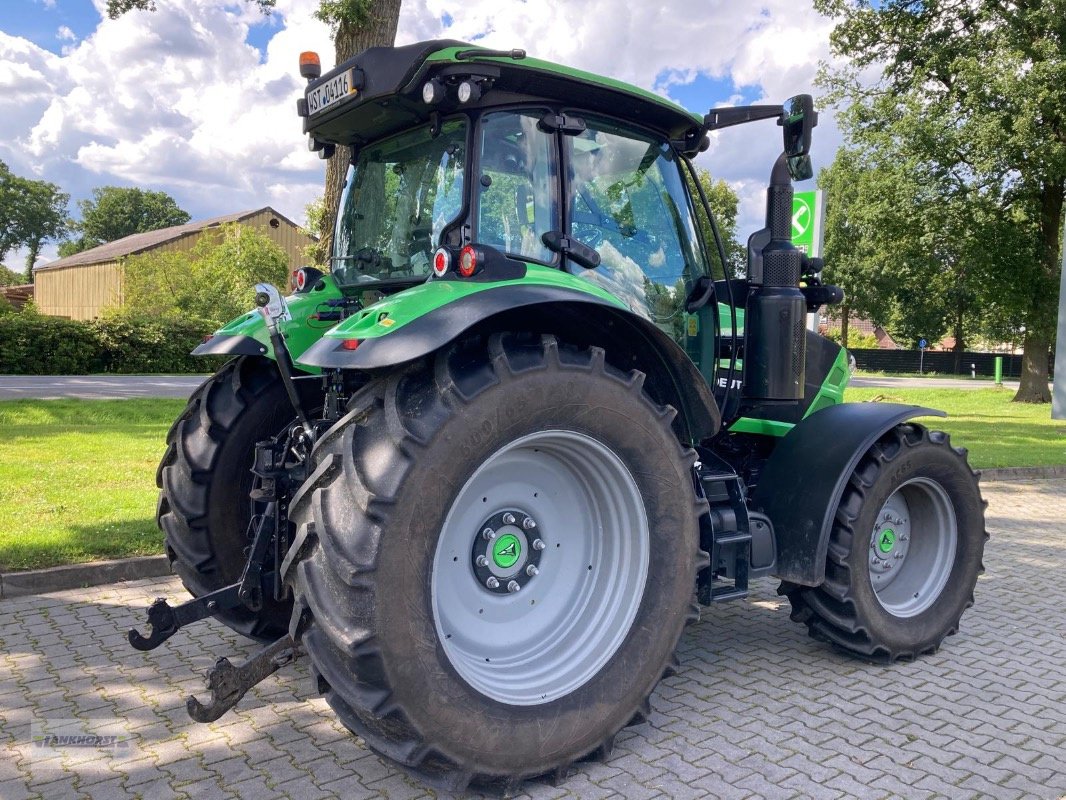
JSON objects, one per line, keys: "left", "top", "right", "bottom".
{"left": 780, "top": 94, "right": 817, "bottom": 158}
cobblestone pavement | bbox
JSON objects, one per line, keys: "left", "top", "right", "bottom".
{"left": 2, "top": 479, "right": 1065, "bottom": 800}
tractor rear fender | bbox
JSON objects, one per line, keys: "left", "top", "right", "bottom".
{"left": 752, "top": 402, "right": 946, "bottom": 587}
{"left": 297, "top": 275, "right": 722, "bottom": 441}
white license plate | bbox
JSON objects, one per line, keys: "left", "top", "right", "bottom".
{"left": 306, "top": 69, "right": 358, "bottom": 116}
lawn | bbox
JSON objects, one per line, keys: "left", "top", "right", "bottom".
{"left": 0, "top": 399, "right": 184, "bottom": 571}
{"left": 0, "top": 389, "right": 1062, "bottom": 572}
{"left": 843, "top": 387, "right": 1066, "bottom": 469}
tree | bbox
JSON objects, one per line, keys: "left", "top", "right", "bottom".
{"left": 689, "top": 168, "right": 744, "bottom": 278}
{"left": 815, "top": 0, "right": 1066, "bottom": 402}
{"left": 315, "top": 1, "right": 403, "bottom": 261}
{"left": 819, "top": 146, "right": 992, "bottom": 366}
{"left": 0, "top": 160, "right": 69, "bottom": 282}
{"left": 65, "top": 187, "right": 190, "bottom": 255}
{"left": 105, "top": 0, "right": 274, "bottom": 18}
{"left": 118, "top": 223, "right": 289, "bottom": 328}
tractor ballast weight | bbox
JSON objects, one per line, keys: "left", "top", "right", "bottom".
{"left": 133, "top": 39, "right": 988, "bottom": 793}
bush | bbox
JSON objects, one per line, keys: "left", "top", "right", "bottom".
{"left": 0, "top": 313, "right": 225, "bottom": 374}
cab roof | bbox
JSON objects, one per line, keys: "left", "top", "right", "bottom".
{"left": 300, "top": 40, "right": 705, "bottom": 150}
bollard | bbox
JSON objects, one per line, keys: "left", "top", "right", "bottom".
{"left": 971, "top": 363, "right": 976, "bottom": 379}
{"left": 995, "top": 356, "right": 1003, "bottom": 386}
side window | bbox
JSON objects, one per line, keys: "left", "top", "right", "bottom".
{"left": 567, "top": 121, "right": 709, "bottom": 339}
{"left": 477, "top": 112, "right": 559, "bottom": 263}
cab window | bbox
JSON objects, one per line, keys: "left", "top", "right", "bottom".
{"left": 476, "top": 111, "right": 560, "bottom": 263}
{"left": 566, "top": 119, "right": 709, "bottom": 338}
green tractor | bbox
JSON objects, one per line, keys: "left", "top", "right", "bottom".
{"left": 131, "top": 40, "right": 987, "bottom": 793}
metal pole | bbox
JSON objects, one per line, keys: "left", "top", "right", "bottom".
{"left": 1054, "top": 219, "right": 1066, "bottom": 419}
{"left": 995, "top": 356, "right": 1003, "bottom": 386}
{"left": 807, "top": 189, "right": 826, "bottom": 333}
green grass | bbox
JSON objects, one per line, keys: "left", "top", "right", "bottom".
{"left": 0, "top": 399, "right": 185, "bottom": 571}
{"left": 0, "top": 389, "right": 1062, "bottom": 571}
{"left": 843, "top": 387, "right": 1066, "bottom": 469}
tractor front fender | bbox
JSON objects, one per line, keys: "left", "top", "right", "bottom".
{"left": 298, "top": 272, "right": 721, "bottom": 440}
{"left": 190, "top": 276, "right": 344, "bottom": 372}
{"left": 752, "top": 402, "right": 946, "bottom": 587}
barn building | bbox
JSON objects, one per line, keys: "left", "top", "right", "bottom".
{"left": 33, "top": 208, "right": 314, "bottom": 320}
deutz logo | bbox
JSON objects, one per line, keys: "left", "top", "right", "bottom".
{"left": 498, "top": 542, "right": 516, "bottom": 558}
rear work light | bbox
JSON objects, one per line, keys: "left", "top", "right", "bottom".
{"left": 432, "top": 247, "right": 451, "bottom": 277}
{"left": 458, "top": 245, "right": 478, "bottom": 277}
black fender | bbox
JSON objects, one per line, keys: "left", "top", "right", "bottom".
{"left": 752, "top": 402, "right": 946, "bottom": 587}
{"left": 191, "top": 334, "right": 268, "bottom": 357}
{"left": 300, "top": 285, "right": 722, "bottom": 440}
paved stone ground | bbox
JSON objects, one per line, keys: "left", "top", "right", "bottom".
{"left": 2, "top": 479, "right": 1065, "bottom": 800}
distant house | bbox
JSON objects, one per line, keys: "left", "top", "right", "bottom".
{"left": 819, "top": 315, "right": 899, "bottom": 349}
{"left": 1, "top": 284, "right": 33, "bottom": 311}
{"left": 33, "top": 207, "right": 315, "bottom": 320}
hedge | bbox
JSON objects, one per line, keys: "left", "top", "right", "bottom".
{"left": 0, "top": 315, "right": 227, "bottom": 375}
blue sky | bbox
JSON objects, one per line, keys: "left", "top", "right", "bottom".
{"left": 0, "top": 0, "right": 843, "bottom": 268}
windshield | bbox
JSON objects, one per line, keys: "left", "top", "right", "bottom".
{"left": 333, "top": 119, "right": 467, "bottom": 284}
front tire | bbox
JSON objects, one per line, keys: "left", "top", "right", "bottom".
{"left": 782, "top": 423, "right": 987, "bottom": 660}
{"left": 286, "top": 333, "right": 707, "bottom": 792}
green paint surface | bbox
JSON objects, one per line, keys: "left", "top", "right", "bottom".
{"left": 492, "top": 534, "right": 522, "bottom": 569}
{"left": 315, "top": 265, "right": 625, "bottom": 346}
{"left": 214, "top": 274, "right": 344, "bottom": 372}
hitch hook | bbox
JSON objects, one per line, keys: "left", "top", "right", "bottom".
{"left": 186, "top": 634, "right": 301, "bottom": 723}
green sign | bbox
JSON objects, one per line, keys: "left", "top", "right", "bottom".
{"left": 791, "top": 190, "right": 821, "bottom": 256}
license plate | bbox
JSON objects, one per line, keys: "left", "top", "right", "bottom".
{"left": 306, "top": 69, "right": 358, "bottom": 116}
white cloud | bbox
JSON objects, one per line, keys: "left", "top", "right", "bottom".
{"left": 56, "top": 26, "right": 76, "bottom": 42}
{"left": 4, "top": 0, "right": 848, "bottom": 269}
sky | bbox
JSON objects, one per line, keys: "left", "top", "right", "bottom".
{"left": 0, "top": 0, "right": 846, "bottom": 268}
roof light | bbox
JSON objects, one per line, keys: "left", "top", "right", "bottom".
{"left": 340, "top": 339, "right": 360, "bottom": 351}
{"left": 299, "top": 51, "right": 321, "bottom": 80}
{"left": 422, "top": 79, "right": 446, "bottom": 105}
{"left": 458, "top": 245, "right": 478, "bottom": 277}
{"left": 432, "top": 247, "right": 451, "bottom": 277}
{"left": 457, "top": 80, "right": 481, "bottom": 104}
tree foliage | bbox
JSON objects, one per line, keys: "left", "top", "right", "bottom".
{"left": 105, "top": 0, "right": 274, "bottom": 18}
{"left": 62, "top": 186, "right": 190, "bottom": 256}
{"left": 686, "top": 168, "right": 743, "bottom": 278}
{"left": 117, "top": 223, "right": 289, "bottom": 328}
{"left": 815, "top": 0, "right": 1065, "bottom": 401}
{"left": 0, "top": 160, "right": 69, "bottom": 281}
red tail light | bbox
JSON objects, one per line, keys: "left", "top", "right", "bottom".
{"left": 458, "top": 245, "right": 478, "bottom": 277}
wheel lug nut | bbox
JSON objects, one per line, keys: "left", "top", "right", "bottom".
{"left": 523, "top": 517, "right": 536, "bottom": 530}
{"left": 526, "top": 565, "right": 539, "bottom": 577}
{"left": 502, "top": 512, "right": 516, "bottom": 525}
{"left": 476, "top": 555, "right": 488, "bottom": 567}
{"left": 894, "top": 551, "right": 903, "bottom": 559}
{"left": 533, "top": 538, "right": 546, "bottom": 551}
{"left": 482, "top": 528, "right": 496, "bottom": 540}
{"left": 486, "top": 576, "right": 500, "bottom": 589}
{"left": 507, "top": 580, "right": 520, "bottom": 593}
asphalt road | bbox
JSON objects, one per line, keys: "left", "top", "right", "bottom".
{"left": 0, "top": 374, "right": 1036, "bottom": 400}
{"left": 0, "top": 375, "right": 207, "bottom": 400}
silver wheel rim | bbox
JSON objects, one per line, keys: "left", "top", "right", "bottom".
{"left": 431, "top": 429, "right": 650, "bottom": 706}
{"left": 868, "top": 477, "right": 957, "bottom": 617}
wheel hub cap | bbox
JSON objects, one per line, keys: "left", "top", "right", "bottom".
{"left": 471, "top": 510, "right": 542, "bottom": 594}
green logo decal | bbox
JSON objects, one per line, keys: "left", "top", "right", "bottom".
{"left": 878, "top": 529, "right": 896, "bottom": 554}
{"left": 492, "top": 534, "right": 521, "bottom": 569}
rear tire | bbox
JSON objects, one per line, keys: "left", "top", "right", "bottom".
{"left": 157, "top": 356, "right": 318, "bottom": 640}
{"left": 285, "top": 333, "right": 707, "bottom": 792}
{"left": 782, "top": 423, "right": 987, "bottom": 660}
